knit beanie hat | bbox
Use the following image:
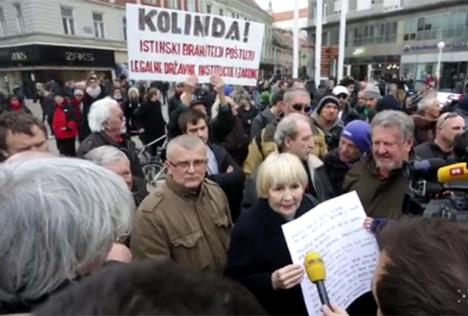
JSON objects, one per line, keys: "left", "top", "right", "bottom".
{"left": 341, "top": 120, "right": 372, "bottom": 154}
{"left": 224, "top": 85, "right": 234, "bottom": 97}
{"left": 260, "top": 91, "right": 271, "bottom": 107}
{"left": 363, "top": 85, "right": 381, "bottom": 100}
{"left": 316, "top": 95, "right": 340, "bottom": 114}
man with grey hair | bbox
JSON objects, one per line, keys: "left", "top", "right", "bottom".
{"left": 242, "top": 87, "right": 327, "bottom": 176}
{"left": 130, "top": 134, "right": 232, "bottom": 274}
{"left": 84, "top": 145, "right": 149, "bottom": 206}
{"left": 242, "top": 113, "right": 332, "bottom": 211}
{"left": 77, "top": 97, "right": 143, "bottom": 177}
{"left": 274, "top": 113, "right": 333, "bottom": 202}
{"left": 0, "top": 157, "right": 134, "bottom": 313}
{"left": 343, "top": 110, "right": 414, "bottom": 219}
{"left": 415, "top": 112, "right": 465, "bottom": 160}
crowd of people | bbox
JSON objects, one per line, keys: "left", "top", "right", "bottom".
{"left": 1, "top": 71, "right": 468, "bottom": 315}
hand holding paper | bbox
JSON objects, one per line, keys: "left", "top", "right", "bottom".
{"left": 271, "top": 264, "right": 304, "bottom": 290}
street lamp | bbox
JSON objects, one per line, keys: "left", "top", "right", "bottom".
{"left": 436, "top": 41, "right": 445, "bottom": 88}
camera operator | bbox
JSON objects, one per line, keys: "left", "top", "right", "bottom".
{"left": 414, "top": 112, "right": 465, "bottom": 160}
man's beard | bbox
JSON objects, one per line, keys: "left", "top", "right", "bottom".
{"left": 375, "top": 158, "right": 402, "bottom": 173}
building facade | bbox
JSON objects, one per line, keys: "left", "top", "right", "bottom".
{"left": 0, "top": 0, "right": 277, "bottom": 94}
{"left": 306, "top": 0, "right": 468, "bottom": 90}
{"left": 272, "top": 8, "right": 310, "bottom": 78}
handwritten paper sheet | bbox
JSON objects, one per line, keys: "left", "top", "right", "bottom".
{"left": 282, "top": 191, "right": 379, "bottom": 316}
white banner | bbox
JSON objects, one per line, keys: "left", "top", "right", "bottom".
{"left": 126, "top": 4, "right": 265, "bottom": 86}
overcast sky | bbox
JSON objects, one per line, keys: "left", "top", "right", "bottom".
{"left": 255, "top": 0, "right": 309, "bottom": 13}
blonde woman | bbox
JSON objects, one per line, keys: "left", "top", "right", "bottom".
{"left": 225, "top": 153, "right": 316, "bottom": 315}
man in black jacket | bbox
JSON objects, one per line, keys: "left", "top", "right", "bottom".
{"left": 178, "top": 108, "right": 244, "bottom": 222}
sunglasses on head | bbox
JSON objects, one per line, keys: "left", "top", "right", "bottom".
{"left": 440, "top": 112, "right": 460, "bottom": 123}
{"left": 292, "top": 103, "right": 312, "bottom": 113}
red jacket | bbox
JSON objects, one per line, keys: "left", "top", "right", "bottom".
{"left": 52, "top": 101, "right": 79, "bottom": 140}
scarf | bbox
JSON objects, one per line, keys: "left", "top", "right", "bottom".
{"left": 9, "top": 101, "right": 22, "bottom": 111}
{"left": 86, "top": 85, "right": 102, "bottom": 98}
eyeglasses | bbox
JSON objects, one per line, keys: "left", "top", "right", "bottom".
{"left": 337, "top": 93, "right": 348, "bottom": 99}
{"left": 169, "top": 159, "right": 207, "bottom": 170}
{"left": 291, "top": 103, "right": 312, "bottom": 113}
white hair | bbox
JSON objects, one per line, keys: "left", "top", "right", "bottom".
{"left": 84, "top": 145, "right": 129, "bottom": 167}
{"left": 0, "top": 157, "right": 134, "bottom": 304}
{"left": 417, "top": 97, "right": 439, "bottom": 112}
{"left": 88, "top": 97, "right": 119, "bottom": 133}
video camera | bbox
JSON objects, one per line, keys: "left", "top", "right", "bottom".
{"left": 404, "top": 158, "right": 468, "bottom": 223}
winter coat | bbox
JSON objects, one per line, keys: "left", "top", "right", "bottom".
{"left": 130, "top": 176, "right": 232, "bottom": 274}
{"left": 123, "top": 98, "right": 142, "bottom": 133}
{"left": 208, "top": 144, "right": 245, "bottom": 222}
{"left": 210, "top": 104, "right": 250, "bottom": 166}
{"left": 342, "top": 156, "right": 409, "bottom": 219}
{"left": 225, "top": 197, "right": 316, "bottom": 315}
{"left": 411, "top": 114, "right": 437, "bottom": 145}
{"left": 323, "top": 148, "right": 352, "bottom": 196}
{"left": 237, "top": 106, "right": 259, "bottom": 136}
{"left": 134, "top": 99, "right": 166, "bottom": 144}
{"left": 52, "top": 102, "right": 79, "bottom": 140}
{"left": 250, "top": 108, "right": 276, "bottom": 139}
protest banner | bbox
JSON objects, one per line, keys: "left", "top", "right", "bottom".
{"left": 126, "top": 4, "right": 265, "bottom": 86}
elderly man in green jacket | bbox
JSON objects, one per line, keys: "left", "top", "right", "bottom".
{"left": 343, "top": 110, "right": 414, "bottom": 219}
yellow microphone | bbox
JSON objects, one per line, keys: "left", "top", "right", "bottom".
{"left": 437, "top": 163, "right": 468, "bottom": 183}
{"left": 304, "top": 252, "right": 331, "bottom": 307}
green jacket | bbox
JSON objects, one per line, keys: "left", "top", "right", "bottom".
{"left": 342, "top": 156, "right": 409, "bottom": 219}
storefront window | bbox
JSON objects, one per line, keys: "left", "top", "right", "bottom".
{"left": 404, "top": 11, "right": 468, "bottom": 41}
{"left": 416, "top": 63, "right": 435, "bottom": 81}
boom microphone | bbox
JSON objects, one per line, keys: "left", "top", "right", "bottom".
{"left": 437, "top": 163, "right": 468, "bottom": 183}
{"left": 304, "top": 251, "right": 331, "bottom": 307}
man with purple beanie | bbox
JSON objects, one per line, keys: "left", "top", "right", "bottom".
{"left": 323, "top": 120, "right": 372, "bottom": 195}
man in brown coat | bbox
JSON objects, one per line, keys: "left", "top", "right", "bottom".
{"left": 130, "top": 135, "right": 232, "bottom": 274}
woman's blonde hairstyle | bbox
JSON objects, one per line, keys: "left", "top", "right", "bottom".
{"left": 256, "top": 152, "right": 307, "bottom": 198}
